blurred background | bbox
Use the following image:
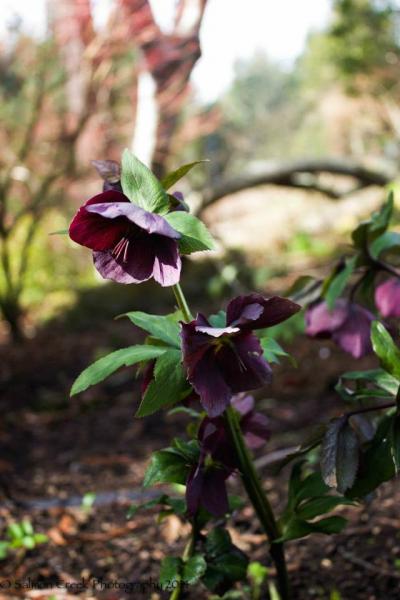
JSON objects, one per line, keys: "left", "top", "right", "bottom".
{"left": 1, "top": 1, "right": 400, "bottom": 597}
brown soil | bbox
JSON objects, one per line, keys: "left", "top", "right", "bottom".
{"left": 0, "top": 290, "right": 399, "bottom": 600}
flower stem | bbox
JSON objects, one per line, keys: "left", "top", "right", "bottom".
{"left": 168, "top": 523, "right": 197, "bottom": 600}
{"left": 170, "top": 283, "right": 289, "bottom": 598}
{"left": 173, "top": 283, "right": 193, "bottom": 322}
{"left": 224, "top": 406, "right": 290, "bottom": 600}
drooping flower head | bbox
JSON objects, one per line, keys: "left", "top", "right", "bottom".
{"left": 186, "top": 394, "right": 270, "bottom": 516}
{"left": 69, "top": 190, "right": 182, "bottom": 286}
{"left": 181, "top": 294, "right": 300, "bottom": 417}
{"left": 375, "top": 277, "right": 400, "bottom": 318}
{"left": 305, "top": 299, "right": 374, "bottom": 358}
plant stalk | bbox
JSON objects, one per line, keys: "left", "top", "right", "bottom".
{"left": 225, "top": 405, "right": 290, "bottom": 600}
{"left": 173, "top": 283, "right": 193, "bottom": 322}
{"left": 168, "top": 523, "right": 197, "bottom": 600}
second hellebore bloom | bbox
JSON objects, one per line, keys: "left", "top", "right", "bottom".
{"left": 186, "top": 394, "right": 270, "bottom": 516}
{"left": 305, "top": 299, "right": 374, "bottom": 358}
{"left": 181, "top": 294, "right": 300, "bottom": 417}
{"left": 375, "top": 277, "right": 400, "bottom": 318}
{"left": 69, "top": 190, "right": 181, "bottom": 286}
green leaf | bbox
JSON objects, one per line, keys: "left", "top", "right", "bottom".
{"left": 287, "top": 275, "right": 321, "bottom": 304}
{"left": 161, "top": 160, "right": 208, "bottom": 191}
{"left": 182, "top": 555, "right": 207, "bottom": 585}
{"left": 209, "top": 310, "right": 226, "bottom": 328}
{"left": 164, "top": 211, "right": 216, "bottom": 254}
{"left": 260, "top": 337, "right": 292, "bottom": 364}
{"left": 371, "top": 321, "right": 400, "bottom": 381}
{"left": 347, "top": 415, "right": 396, "bottom": 498}
{"left": 324, "top": 256, "right": 357, "bottom": 310}
{"left": 370, "top": 231, "right": 400, "bottom": 259}
{"left": 121, "top": 149, "right": 169, "bottom": 214}
{"left": 278, "top": 515, "right": 347, "bottom": 542}
{"left": 21, "top": 521, "right": 34, "bottom": 536}
{"left": 0, "top": 542, "right": 9, "bottom": 559}
{"left": 206, "top": 528, "right": 232, "bottom": 557}
{"left": 122, "top": 311, "right": 181, "bottom": 348}
{"left": 143, "top": 449, "right": 189, "bottom": 487}
{"left": 390, "top": 415, "right": 400, "bottom": 473}
{"left": 32, "top": 533, "right": 48, "bottom": 545}
{"left": 297, "top": 496, "right": 353, "bottom": 521}
{"left": 352, "top": 192, "right": 394, "bottom": 250}
{"left": 321, "top": 417, "right": 359, "bottom": 493}
{"left": 22, "top": 536, "right": 35, "bottom": 550}
{"left": 159, "top": 556, "right": 182, "bottom": 587}
{"left": 71, "top": 345, "right": 166, "bottom": 396}
{"left": 337, "top": 368, "right": 399, "bottom": 395}
{"left": 136, "top": 349, "right": 190, "bottom": 417}
{"left": 7, "top": 523, "right": 23, "bottom": 540}
{"left": 49, "top": 229, "right": 68, "bottom": 235}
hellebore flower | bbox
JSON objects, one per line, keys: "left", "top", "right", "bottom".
{"left": 92, "top": 159, "right": 123, "bottom": 193}
{"left": 305, "top": 299, "right": 374, "bottom": 358}
{"left": 69, "top": 190, "right": 182, "bottom": 286}
{"left": 375, "top": 277, "right": 400, "bottom": 318}
{"left": 186, "top": 394, "right": 270, "bottom": 516}
{"left": 181, "top": 294, "right": 300, "bottom": 417}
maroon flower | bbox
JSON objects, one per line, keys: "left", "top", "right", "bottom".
{"left": 305, "top": 299, "right": 374, "bottom": 358}
{"left": 186, "top": 394, "right": 270, "bottom": 516}
{"left": 181, "top": 294, "right": 300, "bottom": 417}
{"left": 375, "top": 277, "right": 400, "bottom": 318}
{"left": 69, "top": 190, "right": 182, "bottom": 286}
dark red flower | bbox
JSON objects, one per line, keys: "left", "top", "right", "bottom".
{"left": 305, "top": 299, "right": 374, "bottom": 358}
{"left": 181, "top": 294, "right": 300, "bottom": 416}
{"left": 69, "top": 190, "right": 182, "bottom": 286}
{"left": 375, "top": 277, "right": 400, "bottom": 318}
{"left": 186, "top": 394, "right": 270, "bottom": 516}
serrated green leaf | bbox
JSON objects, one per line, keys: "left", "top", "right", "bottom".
{"left": 143, "top": 449, "right": 189, "bottom": 487}
{"left": 71, "top": 345, "right": 166, "bottom": 396}
{"left": 371, "top": 321, "right": 400, "bottom": 381}
{"left": 321, "top": 417, "right": 359, "bottom": 493}
{"left": 159, "top": 556, "right": 182, "bottom": 587}
{"left": 121, "top": 149, "right": 169, "bottom": 214}
{"left": 278, "top": 515, "right": 347, "bottom": 542}
{"left": 122, "top": 311, "right": 181, "bottom": 348}
{"left": 161, "top": 160, "right": 208, "bottom": 191}
{"left": 205, "top": 528, "right": 232, "bottom": 558}
{"left": 164, "top": 211, "right": 215, "bottom": 254}
{"left": 259, "top": 337, "right": 292, "bottom": 364}
{"left": 136, "top": 349, "right": 190, "bottom": 417}
{"left": 182, "top": 555, "right": 207, "bottom": 585}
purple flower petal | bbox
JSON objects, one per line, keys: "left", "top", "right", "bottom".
{"left": 186, "top": 466, "right": 203, "bottom": 516}
{"left": 375, "top": 278, "right": 400, "bottom": 318}
{"left": 231, "top": 393, "right": 255, "bottom": 416}
{"left": 189, "top": 349, "right": 233, "bottom": 417}
{"left": 69, "top": 191, "right": 130, "bottom": 251}
{"left": 226, "top": 294, "right": 301, "bottom": 329}
{"left": 241, "top": 412, "right": 270, "bottom": 449}
{"left": 305, "top": 300, "right": 348, "bottom": 337}
{"left": 332, "top": 304, "right": 374, "bottom": 358}
{"left": 153, "top": 238, "right": 182, "bottom": 286}
{"left": 201, "top": 469, "right": 230, "bottom": 516}
{"left": 217, "top": 332, "right": 272, "bottom": 394}
{"left": 86, "top": 202, "right": 181, "bottom": 239}
{"left": 93, "top": 234, "right": 156, "bottom": 284}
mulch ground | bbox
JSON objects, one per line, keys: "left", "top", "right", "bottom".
{"left": 0, "top": 289, "right": 399, "bottom": 600}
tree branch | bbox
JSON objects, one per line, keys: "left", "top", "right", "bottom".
{"left": 198, "top": 159, "right": 393, "bottom": 214}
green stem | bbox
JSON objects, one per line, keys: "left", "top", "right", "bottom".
{"left": 168, "top": 523, "right": 197, "bottom": 600}
{"left": 173, "top": 283, "right": 193, "bottom": 322}
{"left": 225, "top": 406, "right": 290, "bottom": 600}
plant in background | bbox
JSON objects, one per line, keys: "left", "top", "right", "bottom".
{"left": 69, "top": 151, "right": 400, "bottom": 599}
{"left": 0, "top": 521, "right": 47, "bottom": 560}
